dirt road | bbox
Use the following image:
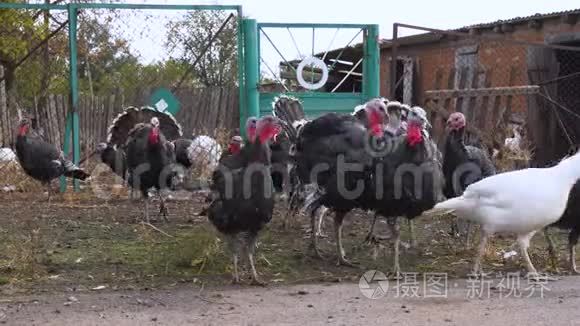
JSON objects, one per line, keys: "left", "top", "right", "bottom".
{"left": 1, "top": 275, "right": 579, "bottom": 325}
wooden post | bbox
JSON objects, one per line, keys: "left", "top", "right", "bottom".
{"left": 0, "top": 66, "right": 6, "bottom": 146}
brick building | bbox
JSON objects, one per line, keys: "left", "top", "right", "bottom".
{"left": 381, "top": 10, "right": 580, "bottom": 163}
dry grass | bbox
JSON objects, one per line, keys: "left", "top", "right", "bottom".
{"left": 492, "top": 126, "right": 533, "bottom": 173}
{"left": 1, "top": 220, "right": 47, "bottom": 284}
{"left": 0, "top": 188, "right": 574, "bottom": 294}
{"left": 493, "top": 146, "right": 533, "bottom": 173}
{"left": 0, "top": 162, "right": 44, "bottom": 193}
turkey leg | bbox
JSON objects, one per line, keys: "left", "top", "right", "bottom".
{"left": 388, "top": 217, "right": 402, "bottom": 278}
{"left": 472, "top": 229, "right": 489, "bottom": 275}
{"left": 144, "top": 198, "right": 150, "bottom": 224}
{"left": 518, "top": 231, "right": 538, "bottom": 278}
{"left": 408, "top": 219, "right": 418, "bottom": 248}
{"left": 45, "top": 182, "right": 52, "bottom": 204}
{"left": 334, "top": 211, "right": 354, "bottom": 267}
{"left": 158, "top": 193, "right": 169, "bottom": 223}
{"left": 544, "top": 229, "right": 559, "bottom": 272}
{"left": 569, "top": 228, "right": 580, "bottom": 274}
{"left": 363, "top": 213, "right": 378, "bottom": 245}
{"left": 309, "top": 207, "right": 324, "bottom": 259}
{"left": 248, "top": 236, "right": 265, "bottom": 286}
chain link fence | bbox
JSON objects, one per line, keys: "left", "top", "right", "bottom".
{"left": 386, "top": 23, "right": 580, "bottom": 170}
{"left": 0, "top": 3, "right": 240, "bottom": 194}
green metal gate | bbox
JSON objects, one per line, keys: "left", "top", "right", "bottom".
{"left": 0, "top": 2, "right": 380, "bottom": 193}
{"left": 0, "top": 2, "right": 243, "bottom": 192}
{"left": 241, "top": 21, "right": 380, "bottom": 121}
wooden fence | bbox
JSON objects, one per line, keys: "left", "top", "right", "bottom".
{"left": 0, "top": 86, "right": 240, "bottom": 158}
{"left": 0, "top": 66, "right": 11, "bottom": 149}
{"left": 423, "top": 66, "right": 532, "bottom": 150}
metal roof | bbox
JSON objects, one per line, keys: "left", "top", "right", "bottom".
{"left": 379, "top": 8, "right": 580, "bottom": 48}
{"left": 456, "top": 8, "right": 580, "bottom": 30}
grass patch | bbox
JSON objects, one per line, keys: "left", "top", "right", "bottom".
{"left": 0, "top": 195, "right": 575, "bottom": 295}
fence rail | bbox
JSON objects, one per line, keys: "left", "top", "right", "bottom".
{"left": 0, "top": 86, "right": 239, "bottom": 158}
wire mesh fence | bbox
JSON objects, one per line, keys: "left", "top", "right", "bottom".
{"left": 0, "top": 3, "right": 241, "bottom": 194}
{"left": 387, "top": 24, "right": 580, "bottom": 169}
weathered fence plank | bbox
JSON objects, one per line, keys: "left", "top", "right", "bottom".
{"left": 1, "top": 87, "right": 240, "bottom": 157}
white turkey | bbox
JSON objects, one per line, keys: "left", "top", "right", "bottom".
{"left": 425, "top": 149, "right": 580, "bottom": 277}
{"left": 504, "top": 124, "right": 523, "bottom": 153}
{"left": 172, "top": 134, "right": 222, "bottom": 186}
{"left": 0, "top": 148, "right": 16, "bottom": 162}
{"left": 180, "top": 135, "right": 223, "bottom": 171}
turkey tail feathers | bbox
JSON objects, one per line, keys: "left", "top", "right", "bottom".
{"left": 272, "top": 95, "right": 305, "bottom": 142}
{"left": 421, "top": 196, "right": 464, "bottom": 218}
{"left": 62, "top": 159, "right": 90, "bottom": 180}
{"left": 64, "top": 168, "right": 90, "bottom": 181}
{"left": 107, "top": 106, "right": 183, "bottom": 146}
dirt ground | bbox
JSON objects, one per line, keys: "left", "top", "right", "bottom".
{"left": 0, "top": 179, "right": 578, "bottom": 324}
{"left": 1, "top": 276, "right": 580, "bottom": 325}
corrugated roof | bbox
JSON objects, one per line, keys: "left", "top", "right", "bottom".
{"left": 379, "top": 8, "right": 580, "bottom": 48}
{"left": 456, "top": 8, "right": 580, "bottom": 30}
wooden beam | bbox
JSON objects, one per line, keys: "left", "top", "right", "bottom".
{"left": 424, "top": 85, "right": 540, "bottom": 99}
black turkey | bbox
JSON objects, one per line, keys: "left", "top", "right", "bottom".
{"left": 104, "top": 106, "right": 182, "bottom": 222}
{"left": 443, "top": 112, "right": 496, "bottom": 243}
{"left": 106, "top": 106, "right": 183, "bottom": 145}
{"left": 97, "top": 106, "right": 183, "bottom": 196}
{"left": 370, "top": 106, "right": 445, "bottom": 275}
{"left": 96, "top": 143, "right": 127, "bottom": 181}
{"left": 15, "top": 117, "right": 90, "bottom": 200}
{"left": 363, "top": 101, "right": 418, "bottom": 245}
{"left": 207, "top": 115, "right": 281, "bottom": 285}
{"left": 197, "top": 134, "right": 245, "bottom": 217}
{"left": 272, "top": 96, "right": 327, "bottom": 232}
{"left": 543, "top": 146, "right": 580, "bottom": 274}
{"left": 225, "top": 135, "right": 243, "bottom": 156}
{"left": 125, "top": 117, "right": 179, "bottom": 222}
{"left": 278, "top": 99, "right": 387, "bottom": 265}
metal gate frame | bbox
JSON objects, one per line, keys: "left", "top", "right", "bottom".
{"left": 0, "top": 2, "right": 244, "bottom": 192}
{"left": 242, "top": 21, "right": 380, "bottom": 121}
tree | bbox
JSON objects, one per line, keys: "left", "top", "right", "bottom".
{"left": 165, "top": 10, "right": 238, "bottom": 87}
{"left": 0, "top": 0, "right": 43, "bottom": 90}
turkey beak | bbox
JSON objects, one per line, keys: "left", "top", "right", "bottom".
{"left": 445, "top": 119, "right": 452, "bottom": 131}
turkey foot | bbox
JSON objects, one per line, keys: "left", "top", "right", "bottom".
{"left": 158, "top": 197, "right": 169, "bottom": 223}
{"left": 308, "top": 242, "right": 325, "bottom": 259}
{"left": 336, "top": 255, "right": 357, "bottom": 267}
